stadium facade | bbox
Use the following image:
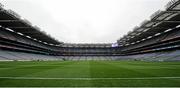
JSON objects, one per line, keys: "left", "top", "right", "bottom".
{"left": 0, "top": 0, "right": 180, "bottom": 61}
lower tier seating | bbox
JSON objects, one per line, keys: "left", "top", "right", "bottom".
{"left": 0, "top": 49, "right": 63, "bottom": 61}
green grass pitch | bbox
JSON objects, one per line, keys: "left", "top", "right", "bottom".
{"left": 0, "top": 61, "right": 180, "bottom": 87}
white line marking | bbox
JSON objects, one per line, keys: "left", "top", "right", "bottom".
{"left": 0, "top": 77, "right": 180, "bottom": 80}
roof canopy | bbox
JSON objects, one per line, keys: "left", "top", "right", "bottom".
{"left": 0, "top": 8, "right": 62, "bottom": 45}
{"left": 117, "top": 0, "right": 180, "bottom": 46}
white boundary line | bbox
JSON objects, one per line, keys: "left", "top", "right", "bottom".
{"left": 0, "top": 77, "right": 180, "bottom": 80}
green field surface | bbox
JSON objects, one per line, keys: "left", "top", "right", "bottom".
{"left": 0, "top": 61, "right": 180, "bottom": 87}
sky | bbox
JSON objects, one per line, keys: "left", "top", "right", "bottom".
{"left": 0, "top": 0, "right": 170, "bottom": 43}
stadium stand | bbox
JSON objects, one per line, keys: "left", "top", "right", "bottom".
{"left": 0, "top": 0, "right": 180, "bottom": 61}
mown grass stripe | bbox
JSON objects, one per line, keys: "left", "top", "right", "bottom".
{"left": 0, "top": 77, "right": 180, "bottom": 80}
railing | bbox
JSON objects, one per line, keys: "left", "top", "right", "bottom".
{"left": 140, "top": 20, "right": 149, "bottom": 27}
{"left": 133, "top": 26, "right": 139, "bottom": 31}
{"left": 150, "top": 10, "right": 162, "bottom": 20}
{"left": 165, "top": 0, "right": 179, "bottom": 10}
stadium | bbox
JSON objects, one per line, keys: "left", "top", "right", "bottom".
{"left": 0, "top": 0, "right": 180, "bottom": 87}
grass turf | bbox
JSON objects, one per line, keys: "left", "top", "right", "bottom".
{"left": 0, "top": 61, "right": 180, "bottom": 87}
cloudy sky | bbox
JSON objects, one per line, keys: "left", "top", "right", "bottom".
{"left": 0, "top": 0, "right": 170, "bottom": 43}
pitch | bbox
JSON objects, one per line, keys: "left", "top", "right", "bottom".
{"left": 0, "top": 61, "right": 180, "bottom": 87}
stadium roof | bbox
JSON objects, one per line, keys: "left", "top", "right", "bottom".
{"left": 0, "top": 4, "right": 62, "bottom": 45}
{"left": 117, "top": 0, "right": 180, "bottom": 46}
{"left": 0, "top": 0, "right": 180, "bottom": 47}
